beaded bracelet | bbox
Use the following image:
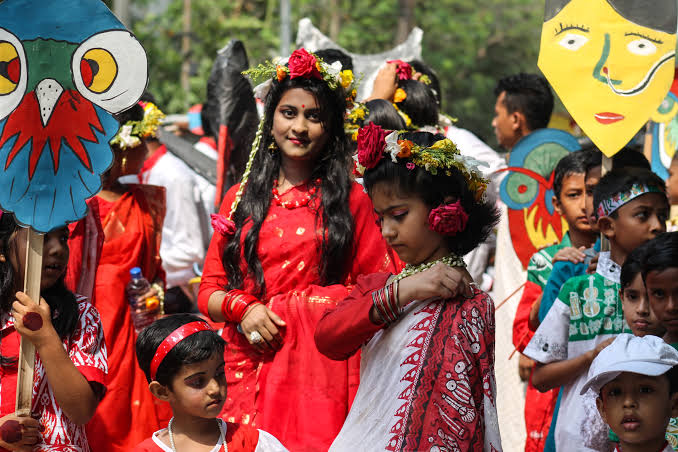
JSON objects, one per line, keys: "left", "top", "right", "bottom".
{"left": 371, "top": 280, "right": 401, "bottom": 326}
{"left": 221, "top": 289, "right": 261, "bottom": 323}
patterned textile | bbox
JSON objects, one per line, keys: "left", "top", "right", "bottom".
{"left": 0, "top": 296, "right": 107, "bottom": 451}
{"left": 198, "top": 182, "right": 400, "bottom": 452}
{"left": 325, "top": 274, "right": 502, "bottom": 452}
{"left": 524, "top": 252, "right": 625, "bottom": 452}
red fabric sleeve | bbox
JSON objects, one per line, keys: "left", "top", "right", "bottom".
{"left": 225, "top": 422, "right": 259, "bottom": 451}
{"left": 512, "top": 280, "right": 542, "bottom": 353}
{"left": 130, "top": 437, "right": 161, "bottom": 451}
{"left": 315, "top": 272, "right": 391, "bottom": 361}
{"left": 198, "top": 185, "right": 239, "bottom": 317}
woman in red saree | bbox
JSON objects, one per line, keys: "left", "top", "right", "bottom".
{"left": 85, "top": 104, "right": 170, "bottom": 452}
{"left": 198, "top": 49, "right": 400, "bottom": 451}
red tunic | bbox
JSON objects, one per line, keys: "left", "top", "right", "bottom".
{"left": 85, "top": 185, "right": 171, "bottom": 452}
{"left": 198, "top": 182, "right": 401, "bottom": 452}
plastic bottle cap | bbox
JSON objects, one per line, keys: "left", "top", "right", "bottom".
{"left": 130, "top": 267, "right": 142, "bottom": 279}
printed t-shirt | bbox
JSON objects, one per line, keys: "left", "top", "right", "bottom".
{"left": 524, "top": 251, "right": 625, "bottom": 452}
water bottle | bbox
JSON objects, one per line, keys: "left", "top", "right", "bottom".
{"left": 125, "top": 267, "right": 160, "bottom": 333}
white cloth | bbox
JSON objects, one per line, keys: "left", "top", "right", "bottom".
{"left": 148, "top": 419, "right": 288, "bottom": 452}
{"left": 142, "top": 152, "right": 208, "bottom": 288}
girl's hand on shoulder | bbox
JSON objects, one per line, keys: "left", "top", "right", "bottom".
{"left": 12, "top": 292, "right": 57, "bottom": 349}
{"left": 240, "top": 304, "right": 286, "bottom": 353}
{"left": 552, "top": 246, "right": 586, "bottom": 264}
{"left": 397, "top": 264, "right": 473, "bottom": 307}
{"left": 0, "top": 413, "right": 42, "bottom": 451}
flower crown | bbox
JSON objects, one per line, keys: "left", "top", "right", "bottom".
{"left": 110, "top": 102, "right": 165, "bottom": 150}
{"left": 244, "top": 48, "right": 358, "bottom": 104}
{"left": 345, "top": 102, "right": 369, "bottom": 141}
{"left": 354, "top": 123, "right": 489, "bottom": 201}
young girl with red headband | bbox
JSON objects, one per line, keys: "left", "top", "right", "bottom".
{"left": 315, "top": 127, "right": 502, "bottom": 451}
{"left": 133, "top": 314, "right": 287, "bottom": 452}
{"left": 0, "top": 211, "right": 107, "bottom": 450}
{"left": 198, "top": 49, "right": 456, "bottom": 450}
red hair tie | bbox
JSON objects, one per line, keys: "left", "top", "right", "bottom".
{"left": 150, "top": 321, "right": 212, "bottom": 381}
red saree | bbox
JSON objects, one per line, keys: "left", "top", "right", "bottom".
{"left": 199, "top": 182, "right": 401, "bottom": 451}
{"left": 86, "top": 185, "right": 170, "bottom": 452}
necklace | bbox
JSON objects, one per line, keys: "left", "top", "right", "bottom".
{"left": 167, "top": 417, "right": 227, "bottom": 452}
{"left": 272, "top": 178, "right": 321, "bottom": 209}
{"left": 394, "top": 254, "right": 465, "bottom": 282}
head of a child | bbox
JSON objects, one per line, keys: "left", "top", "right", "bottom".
{"left": 395, "top": 79, "right": 439, "bottom": 128}
{"left": 0, "top": 211, "right": 78, "bottom": 338}
{"left": 583, "top": 334, "right": 678, "bottom": 451}
{"left": 136, "top": 314, "right": 227, "bottom": 419}
{"left": 584, "top": 148, "right": 650, "bottom": 231}
{"left": 641, "top": 232, "right": 678, "bottom": 343}
{"left": 359, "top": 129, "right": 499, "bottom": 265}
{"left": 593, "top": 168, "right": 668, "bottom": 262}
{"left": 621, "top": 243, "right": 664, "bottom": 337}
{"left": 552, "top": 148, "right": 598, "bottom": 240}
{"left": 668, "top": 153, "right": 678, "bottom": 205}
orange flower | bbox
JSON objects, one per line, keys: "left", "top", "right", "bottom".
{"left": 397, "top": 139, "right": 413, "bottom": 158}
{"left": 276, "top": 65, "right": 287, "bottom": 81}
{"left": 393, "top": 88, "right": 407, "bottom": 103}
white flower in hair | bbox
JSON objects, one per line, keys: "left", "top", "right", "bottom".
{"left": 325, "top": 61, "right": 343, "bottom": 78}
{"left": 455, "top": 154, "right": 489, "bottom": 175}
{"left": 385, "top": 131, "right": 400, "bottom": 162}
{"left": 119, "top": 124, "right": 140, "bottom": 148}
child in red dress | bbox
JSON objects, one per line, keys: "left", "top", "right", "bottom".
{"left": 133, "top": 314, "right": 287, "bottom": 452}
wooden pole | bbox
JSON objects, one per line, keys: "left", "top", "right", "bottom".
{"left": 181, "top": 0, "right": 191, "bottom": 111}
{"left": 15, "top": 228, "right": 43, "bottom": 415}
{"left": 600, "top": 154, "right": 612, "bottom": 252}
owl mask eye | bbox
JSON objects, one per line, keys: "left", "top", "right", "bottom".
{"left": 71, "top": 29, "right": 147, "bottom": 114}
{"left": 0, "top": 27, "right": 27, "bottom": 121}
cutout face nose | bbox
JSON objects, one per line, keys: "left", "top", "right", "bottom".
{"left": 35, "top": 78, "right": 64, "bottom": 126}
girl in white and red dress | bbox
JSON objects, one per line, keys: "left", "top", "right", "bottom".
{"left": 316, "top": 127, "right": 503, "bottom": 451}
{"left": 0, "top": 211, "right": 107, "bottom": 451}
{"left": 132, "top": 314, "right": 287, "bottom": 452}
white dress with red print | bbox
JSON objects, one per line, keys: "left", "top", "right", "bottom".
{"left": 0, "top": 296, "right": 107, "bottom": 451}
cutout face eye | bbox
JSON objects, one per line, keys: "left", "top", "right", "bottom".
{"left": 0, "top": 28, "right": 27, "bottom": 121}
{"left": 558, "top": 33, "right": 589, "bottom": 51}
{"left": 627, "top": 39, "right": 657, "bottom": 56}
{"left": 80, "top": 48, "right": 117, "bottom": 93}
{"left": 71, "top": 30, "right": 147, "bottom": 114}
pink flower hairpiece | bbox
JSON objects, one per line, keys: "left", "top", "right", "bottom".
{"left": 211, "top": 213, "right": 236, "bottom": 238}
{"left": 387, "top": 59, "right": 413, "bottom": 80}
{"left": 428, "top": 201, "right": 468, "bottom": 236}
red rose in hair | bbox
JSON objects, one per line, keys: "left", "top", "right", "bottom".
{"left": 210, "top": 213, "right": 236, "bottom": 238}
{"left": 428, "top": 201, "right": 469, "bottom": 236}
{"left": 387, "top": 59, "right": 413, "bottom": 80}
{"left": 288, "top": 48, "right": 322, "bottom": 80}
{"left": 357, "top": 123, "right": 387, "bottom": 170}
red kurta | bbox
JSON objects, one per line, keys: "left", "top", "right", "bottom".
{"left": 86, "top": 185, "right": 170, "bottom": 452}
{"left": 198, "top": 182, "right": 400, "bottom": 451}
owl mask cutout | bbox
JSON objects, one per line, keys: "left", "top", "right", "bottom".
{"left": 649, "top": 70, "right": 678, "bottom": 180}
{"left": 539, "top": 0, "right": 677, "bottom": 157}
{"left": 0, "top": 0, "right": 148, "bottom": 232}
{"left": 499, "top": 128, "right": 580, "bottom": 269}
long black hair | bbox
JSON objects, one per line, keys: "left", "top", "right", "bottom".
{"left": 363, "top": 132, "right": 499, "bottom": 256}
{"left": 396, "top": 79, "right": 439, "bottom": 128}
{"left": 0, "top": 213, "right": 79, "bottom": 364}
{"left": 222, "top": 75, "right": 354, "bottom": 297}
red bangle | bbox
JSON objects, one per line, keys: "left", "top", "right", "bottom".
{"left": 221, "top": 290, "right": 261, "bottom": 323}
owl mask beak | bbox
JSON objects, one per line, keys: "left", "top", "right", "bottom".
{"left": 35, "top": 78, "right": 64, "bottom": 127}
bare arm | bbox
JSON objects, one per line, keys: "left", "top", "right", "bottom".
{"left": 13, "top": 292, "right": 99, "bottom": 425}
{"left": 531, "top": 337, "right": 614, "bottom": 392}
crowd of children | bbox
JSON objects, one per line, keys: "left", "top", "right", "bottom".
{"left": 2, "top": 42, "right": 678, "bottom": 452}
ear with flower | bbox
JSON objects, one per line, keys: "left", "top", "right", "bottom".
{"left": 354, "top": 123, "right": 489, "bottom": 236}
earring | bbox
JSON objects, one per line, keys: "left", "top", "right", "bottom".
{"left": 121, "top": 154, "right": 128, "bottom": 174}
{"left": 268, "top": 140, "right": 278, "bottom": 153}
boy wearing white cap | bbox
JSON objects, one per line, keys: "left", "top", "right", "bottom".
{"left": 582, "top": 333, "right": 678, "bottom": 452}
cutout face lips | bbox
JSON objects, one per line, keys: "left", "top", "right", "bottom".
{"left": 539, "top": 0, "right": 677, "bottom": 156}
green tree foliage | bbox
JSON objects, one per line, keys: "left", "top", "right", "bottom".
{"left": 130, "top": 0, "right": 542, "bottom": 143}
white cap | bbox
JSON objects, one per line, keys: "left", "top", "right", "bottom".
{"left": 580, "top": 333, "right": 678, "bottom": 395}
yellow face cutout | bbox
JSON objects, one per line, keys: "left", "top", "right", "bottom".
{"left": 539, "top": 0, "right": 677, "bottom": 156}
